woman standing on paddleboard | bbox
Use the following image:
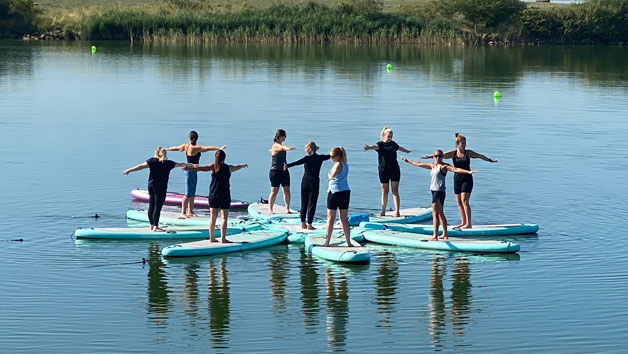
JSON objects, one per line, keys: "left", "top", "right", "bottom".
{"left": 268, "top": 129, "right": 295, "bottom": 214}
{"left": 123, "top": 147, "right": 190, "bottom": 232}
{"left": 167, "top": 131, "right": 226, "bottom": 218}
{"left": 363, "top": 127, "right": 411, "bottom": 217}
{"left": 421, "top": 133, "right": 497, "bottom": 229}
{"left": 401, "top": 151, "right": 476, "bottom": 241}
{"left": 323, "top": 147, "right": 354, "bottom": 247}
{"left": 184, "top": 150, "right": 248, "bottom": 243}
{"left": 284, "top": 141, "right": 331, "bottom": 230}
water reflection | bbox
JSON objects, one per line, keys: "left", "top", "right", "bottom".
{"left": 208, "top": 257, "right": 230, "bottom": 349}
{"left": 268, "top": 248, "right": 289, "bottom": 314}
{"left": 451, "top": 258, "right": 472, "bottom": 342}
{"left": 299, "top": 247, "right": 320, "bottom": 332}
{"left": 428, "top": 255, "right": 447, "bottom": 350}
{"left": 375, "top": 251, "right": 399, "bottom": 330}
{"left": 147, "top": 243, "right": 170, "bottom": 327}
{"left": 184, "top": 262, "right": 200, "bottom": 318}
{"left": 325, "top": 268, "right": 349, "bottom": 352}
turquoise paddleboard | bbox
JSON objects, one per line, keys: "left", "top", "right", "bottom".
{"left": 359, "top": 222, "right": 539, "bottom": 236}
{"left": 367, "top": 207, "right": 432, "bottom": 224}
{"left": 304, "top": 233, "right": 370, "bottom": 263}
{"left": 74, "top": 223, "right": 261, "bottom": 240}
{"left": 361, "top": 229, "right": 520, "bottom": 253}
{"left": 126, "top": 209, "right": 256, "bottom": 227}
{"left": 161, "top": 229, "right": 288, "bottom": 257}
{"left": 247, "top": 202, "right": 304, "bottom": 221}
{"left": 270, "top": 222, "right": 364, "bottom": 243}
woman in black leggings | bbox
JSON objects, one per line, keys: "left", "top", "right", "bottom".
{"left": 284, "top": 141, "right": 330, "bottom": 230}
{"left": 123, "top": 147, "right": 189, "bottom": 232}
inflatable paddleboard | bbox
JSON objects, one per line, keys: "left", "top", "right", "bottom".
{"left": 247, "top": 202, "right": 304, "bottom": 221}
{"left": 269, "top": 223, "right": 363, "bottom": 243}
{"left": 361, "top": 229, "right": 520, "bottom": 253}
{"left": 367, "top": 207, "right": 432, "bottom": 224}
{"left": 130, "top": 189, "right": 248, "bottom": 209}
{"left": 161, "top": 229, "right": 288, "bottom": 257}
{"left": 304, "top": 233, "right": 370, "bottom": 263}
{"left": 359, "top": 222, "right": 539, "bottom": 236}
{"left": 73, "top": 224, "right": 257, "bottom": 240}
{"left": 126, "top": 209, "right": 257, "bottom": 227}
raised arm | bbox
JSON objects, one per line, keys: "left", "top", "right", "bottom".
{"left": 198, "top": 145, "right": 227, "bottom": 152}
{"left": 363, "top": 143, "right": 379, "bottom": 151}
{"left": 184, "top": 163, "right": 213, "bottom": 172}
{"left": 328, "top": 162, "right": 342, "bottom": 180}
{"left": 286, "top": 156, "right": 306, "bottom": 169}
{"left": 444, "top": 164, "right": 477, "bottom": 174}
{"left": 228, "top": 164, "right": 248, "bottom": 173}
{"left": 401, "top": 156, "right": 432, "bottom": 170}
{"left": 123, "top": 162, "right": 148, "bottom": 175}
{"left": 398, "top": 146, "right": 412, "bottom": 153}
{"left": 174, "top": 162, "right": 193, "bottom": 169}
{"left": 468, "top": 150, "right": 497, "bottom": 163}
{"left": 442, "top": 150, "right": 455, "bottom": 159}
{"left": 166, "top": 144, "right": 186, "bottom": 152}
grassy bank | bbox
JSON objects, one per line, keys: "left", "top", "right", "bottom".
{"left": 4, "top": 0, "right": 628, "bottom": 44}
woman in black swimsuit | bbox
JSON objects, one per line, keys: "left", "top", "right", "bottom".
{"left": 363, "top": 127, "right": 411, "bottom": 217}
{"left": 422, "top": 133, "right": 497, "bottom": 229}
{"left": 284, "top": 141, "right": 330, "bottom": 230}
{"left": 268, "top": 129, "right": 295, "bottom": 214}
{"left": 184, "top": 150, "right": 248, "bottom": 243}
{"left": 123, "top": 147, "right": 189, "bottom": 232}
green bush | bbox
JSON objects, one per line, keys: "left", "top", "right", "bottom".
{"left": 0, "top": 0, "right": 40, "bottom": 37}
{"left": 438, "top": 0, "right": 525, "bottom": 28}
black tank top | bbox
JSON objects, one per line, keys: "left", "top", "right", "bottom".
{"left": 452, "top": 150, "right": 471, "bottom": 174}
{"left": 209, "top": 164, "right": 231, "bottom": 197}
{"left": 271, "top": 150, "right": 286, "bottom": 170}
{"left": 186, "top": 144, "right": 201, "bottom": 164}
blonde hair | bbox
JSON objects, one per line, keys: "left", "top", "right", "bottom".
{"left": 455, "top": 132, "right": 466, "bottom": 144}
{"left": 305, "top": 141, "right": 319, "bottom": 153}
{"left": 380, "top": 126, "right": 393, "bottom": 140}
{"left": 331, "top": 147, "right": 348, "bottom": 164}
{"left": 155, "top": 147, "right": 167, "bottom": 163}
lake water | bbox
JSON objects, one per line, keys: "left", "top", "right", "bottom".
{"left": 1, "top": 40, "right": 627, "bottom": 353}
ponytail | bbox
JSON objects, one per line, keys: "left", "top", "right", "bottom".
{"left": 274, "top": 129, "right": 286, "bottom": 143}
{"left": 455, "top": 132, "right": 466, "bottom": 143}
{"left": 155, "top": 147, "right": 167, "bottom": 163}
{"left": 189, "top": 130, "right": 198, "bottom": 145}
{"left": 214, "top": 150, "right": 226, "bottom": 173}
{"left": 331, "top": 147, "right": 347, "bottom": 164}
{"left": 339, "top": 147, "right": 347, "bottom": 164}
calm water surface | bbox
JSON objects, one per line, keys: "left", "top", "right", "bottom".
{"left": 1, "top": 41, "right": 627, "bottom": 353}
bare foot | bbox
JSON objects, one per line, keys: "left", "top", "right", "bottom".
{"left": 322, "top": 243, "right": 329, "bottom": 247}
{"left": 153, "top": 227, "right": 166, "bottom": 232}
{"left": 378, "top": 212, "right": 386, "bottom": 217}
{"left": 178, "top": 214, "right": 187, "bottom": 219}
{"left": 307, "top": 225, "right": 316, "bottom": 230}
{"left": 209, "top": 238, "right": 219, "bottom": 243}
{"left": 269, "top": 209, "right": 274, "bottom": 214}
{"left": 221, "top": 239, "right": 232, "bottom": 244}
{"left": 301, "top": 222, "right": 307, "bottom": 229}
{"left": 440, "top": 237, "right": 449, "bottom": 241}
{"left": 188, "top": 213, "right": 198, "bottom": 218}
{"left": 452, "top": 224, "right": 465, "bottom": 229}
{"left": 460, "top": 225, "right": 472, "bottom": 229}
{"left": 427, "top": 236, "right": 438, "bottom": 241}
{"left": 393, "top": 212, "right": 401, "bottom": 217}
{"left": 346, "top": 243, "right": 354, "bottom": 247}
{"left": 286, "top": 210, "right": 292, "bottom": 214}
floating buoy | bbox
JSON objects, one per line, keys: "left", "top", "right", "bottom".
{"left": 386, "top": 64, "right": 392, "bottom": 72}
{"left": 91, "top": 45, "right": 96, "bottom": 53}
{"left": 493, "top": 91, "right": 501, "bottom": 99}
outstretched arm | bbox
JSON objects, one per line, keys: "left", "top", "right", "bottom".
{"left": 286, "top": 156, "right": 306, "bottom": 169}
{"left": 445, "top": 164, "right": 477, "bottom": 174}
{"left": 229, "top": 164, "right": 248, "bottom": 173}
{"left": 442, "top": 150, "right": 455, "bottom": 159}
{"left": 184, "top": 163, "right": 213, "bottom": 172}
{"left": 166, "top": 144, "right": 186, "bottom": 152}
{"left": 174, "top": 162, "right": 193, "bottom": 169}
{"left": 401, "top": 156, "right": 432, "bottom": 170}
{"left": 398, "top": 146, "right": 411, "bottom": 153}
{"left": 468, "top": 150, "right": 497, "bottom": 163}
{"left": 363, "top": 143, "right": 379, "bottom": 151}
{"left": 123, "top": 162, "right": 148, "bottom": 175}
{"left": 199, "top": 145, "right": 227, "bottom": 152}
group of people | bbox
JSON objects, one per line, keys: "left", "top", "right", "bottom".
{"left": 123, "top": 128, "right": 497, "bottom": 245}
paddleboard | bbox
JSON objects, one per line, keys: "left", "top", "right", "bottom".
{"left": 269, "top": 222, "right": 364, "bottom": 243}
{"left": 161, "top": 229, "right": 288, "bottom": 257}
{"left": 130, "top": 189, "right": 248, "bottom": 209}
{"left": 126, "top": 209, "right": 256, "bottom": 227}
{"left": 361, "top": 229, "right": 520, "bottom": 253}
{"left": 304, "top": 233, "right": 370, "bottom": 263}
{"left": 247, "top": 202, "right": 303, "bottom": 221}
{"left": 367, "top": 207, "right": 432, "bottom": 224}
{"left": 359, "top": 222, "right": 539, "bottom": 236}
{"left": 74, "top": 224, "right": 255, "bottom": 240}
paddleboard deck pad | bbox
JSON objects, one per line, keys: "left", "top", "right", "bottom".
{"left": 304, "top": 233, "right": 370, "bottom": 263}
{"left": 161, "top": 229, "right": 288, "bottom": 257}
{"left": 130, "top": 189, "right": 248, "bottom": 209}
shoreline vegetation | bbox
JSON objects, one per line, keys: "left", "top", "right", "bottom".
{"left": 2, "top": 0, "right": 628, "bottom": 45}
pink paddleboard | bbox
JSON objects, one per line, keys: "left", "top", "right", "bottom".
{"left": 130, "top": 189, "right": 248, "bottom": 209}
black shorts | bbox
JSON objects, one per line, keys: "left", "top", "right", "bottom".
{"left": 269, "top": 169, "right": 290, "bottom": 187}
{"left": 454, "top": 174, "right": 474, "bottom": 194}
{"left": 209, "top": 195, "right": 231, "bottom": 209}
{"left": 378, "top": 164, "right": 401, "bottom": 184}
{"left": 431, "top": 191, "right": 446, "bottom": 205}
{"left": 327, "top": 190, "right": 350, "bottom": 210}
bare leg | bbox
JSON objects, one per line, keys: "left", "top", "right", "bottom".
{"left": 209, "top": 207, "right": 219, "bottom": 242}
{"left": 180, "top": 196, "right": 188, "bottom": 218}
{"left": 429, "top": 202, "right": 440, "bottom": 241}
{"left": 324, "top": 209, "right": 337, "bottom": 247}
{"left": 269, "top": 187, "right": 279, "bottom": 213}
{"left": 282, "top": 186, "right": 291, "bottom": 213}
{"left": 220, "top": 209, "right": 231, "bottom": 243}
{"left": 188, "top": 196, "right": 196, "bottom": 217}
{"left": 439, "top": 208, "right": 448, "bottom": 240}
{"left": 339, "top": 209, "right": 353, "bottom": 247}
{"left": 461, "top": 192, "right": 472, "bottom": 229}
{"left": 379, "top": 183, "right": 389, "bottom": 216}
{"left": 453, "top": 194, "right": 466, "bottom": 229}
{"left": 391, "top": 181, "right": 400, "bottom": 217}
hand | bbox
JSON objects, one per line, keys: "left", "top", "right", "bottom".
{"left": 406, "top": 150, "right": 411, "bottom": 153}
{"left": 363, "top": 144, "right": 369, "bottom": 151}
{"left": 242, "top": 164, "right": 248, "bottom": 168}
{"left": 220, "top": 145, "right": 227, "bottom": 150}
{"left": 420, "top": 155, "right": 430, "bottom": 159}
{"left": 283, "top": 162, "right": 288, "bottom": 171}
{"left": 490, "top": 158, "right": 498, "bottom": 163}
{"left": 288, "top": 146, "right": 295, "bottom": 150}
{"left": 469, "top": 170, "right": 478, "bottom": 174}
{"left": 401, "top": 156, "right": 408, "bottom": 162}
{"left": 123, "top": 170, "right": 129, "bottom": 175}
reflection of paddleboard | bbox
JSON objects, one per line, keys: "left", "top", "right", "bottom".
{"left": 161, "top": 229, "right": 288, "bottom": 257}
{"left": 361, "top": 230, "right": 520, "bottom": 253}
{"left": 130, "top": 189, "right": 248, "bottom": 209}
{"left": 367, "top": 207, "right": 432, "bottom": 224}
{"left": 247, "top": 202, "right": 304, "bottom": 221}
{"left": 126, "top": 209, "right": 254, "bottom": 227}
{"left": 74, "top": 224, "right": 256, "bottom": 240}
{"left": 304, "top": 233, "right": 370, "bottom": 263}
{"left": 360, "top": 222, "right": 539, "bottom": 236}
